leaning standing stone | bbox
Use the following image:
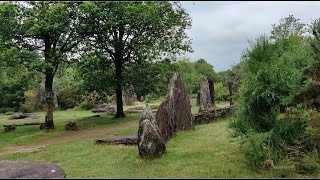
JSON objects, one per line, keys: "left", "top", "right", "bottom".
{"left": 137, "top": 104, "right": 165, "bottom": 159}
{"left": 155, "top": 72, "right": 194, "bottom": 142}
{"left": 137, "top": 119, "right": 166, "bottom": 159}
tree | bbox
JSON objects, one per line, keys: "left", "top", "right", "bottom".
{"left": 0, "top": 2, "right": 93, "bottom": 129}
{"left": 271, "top": 15, "right": 306, "bottom": 40}
{"left": 83, "top": 1, "right": 192, "bottom": 117}
{"left": 194, "top": 58, "right": 221, "bottom": 82}
{"left": 124, "top": 58, "right": 177, "bottom": 99}
{"left": 231, "top": 15, "right": 312, "bottom": 134}
{"left": 175, "top": 58, "right": 198, "bottom": 95}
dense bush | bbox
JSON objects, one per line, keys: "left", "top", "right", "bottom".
{"left": 54, "top": 65, "right": 83, "bottom": 110}
{"left": 214, "top": 82, "right": 229, "bottom": 101}
{"left": 0, "top": 66, "right": 41, "bottom": 112}
{"left": 230, "top": 16, "right": 320, "bottom": 172}
{"left": 20, "top": 89, "right": 38, "bottom": 113}
{"left": 78, "top": 91, "right": 114, "bottom": 110}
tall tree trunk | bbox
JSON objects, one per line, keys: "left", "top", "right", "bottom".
{"left": 115, "top": 61, "right": 125, "bottom": 118}
{"left": 45, "top": 71, "right": 55, "bottom": 129}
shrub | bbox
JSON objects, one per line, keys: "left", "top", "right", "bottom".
{"left": 214, "top": 82, "right": 229, "bottom": 101}
{"left": 20, "top": 89, "right": 38, "bottom": 113}
{"left": 57, "top": 86, "right": 81, "bottom": 110}
{"left": 5, "top": 111, "right": 14, "bottom": 115}
{"left": 240, "top": 130, "right": 274, "bottom": 170}
{"left": 145, "top": 93, "right": 162, "bottom": 103}
{"left": 79, "top": 91, "right": 111, "bottom": 110}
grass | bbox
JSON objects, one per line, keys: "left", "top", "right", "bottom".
{"left": 0, "top": 109, "right": 140, "bottom": 149}
{"left": 3, "top": 100, "right": 292, "bottom": 178}
{"left": 0, "top": 101, "right": 230, "bottom": 149}
{"left": 1, "top": 113, "right": 318, "bottom": 178}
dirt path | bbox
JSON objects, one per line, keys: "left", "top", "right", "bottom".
{"left": 0, "top": 120, "right": 138, "bottom": 156}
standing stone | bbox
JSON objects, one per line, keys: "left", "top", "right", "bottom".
{"left": 199, "top": 77, "right": 212, "bottom": 113}
{"left": 155, "top": 73, "right": 194, "bottom": 142}
{"left": 208, "top": 77, "right": 215, "bottom": 106}
{"left": 138, "top": 104, "right": 166, "bottom": 159}
{"left": 139, "top": 104, "right": 157, "bottom": 125}
{"left": 122, "top": 84, "right": 137, "bottom": 106}
{"left": 199, "top": 78, "right": 212, "bottom": 112}
{"left": 37, "top": 83, "right": 58, "bottom": 110}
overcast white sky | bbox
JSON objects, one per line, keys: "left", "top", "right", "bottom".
{"left": 179, "top": 1, "right": 320, "bottom": 72}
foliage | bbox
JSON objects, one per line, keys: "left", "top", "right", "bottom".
{"left": 230, "top": 15, "right": 320, "bottom": 171}
{"left": 54, "top": 65, "right": 83, "bottom": 110}
{"left": 194, "top": 58, "right": 221, "bottom": 82}
{"left": 174, "top": 58, "right": 221, "bottom": 96}
{"left": 214, "top": 82, "right": 229, "bottom": 101}
{"left": 0, "top": 65, "right": 41, "bottom": 112}
{"left": 240, "top": 131, "right": 273, "bottom": 170}
{"left": 20, "top": 89, "right": 38, "bottom": 113}
{"left": 124, "top": 58, "right": 177, "bottom": 98}
{"left": 76, "top": 53, "right": 115, "bottom": 95}
{"left": 78, "top": 91, "right": 112, "bottom": 110}
{"left": 175, "top": 58, "right": 198, "bottom": 95}
{"left": 0, "top": 1, "right": 94, "bottom": 128}
{"left": 80, "top": 1, "right": 192, "bottom": 117}
{"left": 0, "top": 115, "right": 308, "bottom": 178}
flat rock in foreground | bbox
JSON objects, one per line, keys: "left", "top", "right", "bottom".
{"left": 0, "top": 160, "right": 66, "bottom": 179}
{"left": 95, "top": 135, "right": 138, "bottom": 145}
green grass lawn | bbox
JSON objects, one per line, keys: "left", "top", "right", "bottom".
{"left": 3, "top": 101, "right": 310, "bottom": 178}
{"left": 0, "top": 101, "right": 229, "bottom": 149}
{"left": 0, "top": 109, "right": 140, "bottom": 149}
{"left": 1, "top": 112, "right": 318, "bottom": 178}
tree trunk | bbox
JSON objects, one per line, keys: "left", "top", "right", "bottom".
{"left": 115, "top": 61, "right": 125, "bottom": 118}
{"left": 44, "top": 72, "right": 55, "bottom": 129}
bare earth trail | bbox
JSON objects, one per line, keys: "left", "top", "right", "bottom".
{"left": 0, "top": 120, "right": 138, "bottom": 156}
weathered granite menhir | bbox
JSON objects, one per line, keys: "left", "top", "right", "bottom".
{"left": 137, "top": 104, "right": 166, "bottom": 159}
{"left": 198, "top": 77, "right": 213, "bottom": 113}
{"left": 155, "top": 73, "right": 194, "bottom": 142}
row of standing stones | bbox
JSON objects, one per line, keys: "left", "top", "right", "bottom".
{"left": 137, "top": 73, "right": 236, "bottom": 159}
{"left": 138, "top": 72, "right": 194, "bottom": 159}
{"left": 0, "top": 72, "right": 236, "bottom": 178}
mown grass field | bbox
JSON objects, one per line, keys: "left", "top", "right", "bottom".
{"left": 1, "top": 101, "right": 317, "bottom": 178}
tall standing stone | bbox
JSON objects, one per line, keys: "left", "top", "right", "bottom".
{"left": 208, "top": 77, "right": 215, "bottom": 106}
{"left": 155, "top": 73, "right": 194, "bottom": 142}
{"left": 137, "top": 104, "right": 166, "bottom": 159}
{"left": 199, "top": 77, "right": 212, "bottom": 113}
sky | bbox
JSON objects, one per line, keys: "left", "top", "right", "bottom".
{"left": 179, "top": 1, "right": 320, "bottom": 72}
